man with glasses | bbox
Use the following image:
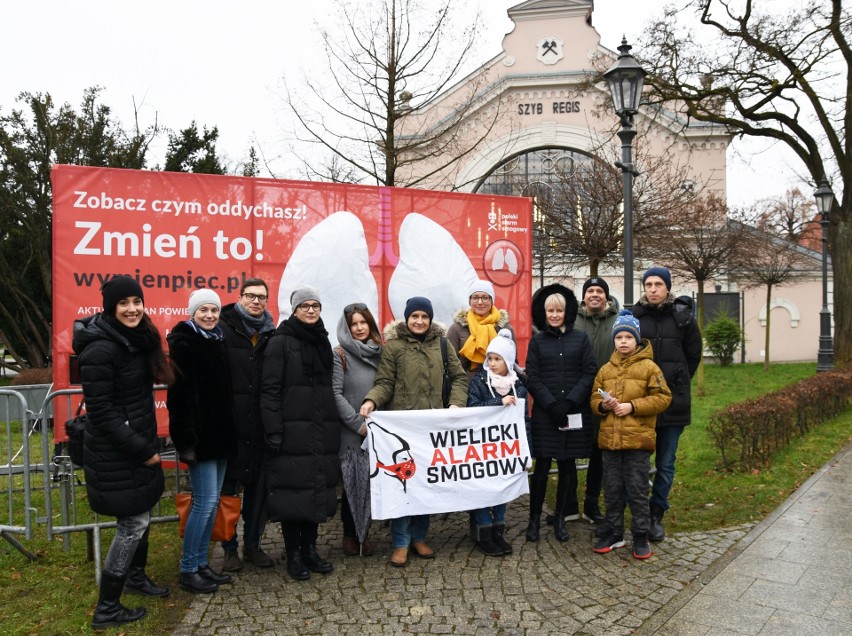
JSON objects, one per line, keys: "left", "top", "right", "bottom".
{"left": 219, "top": 278, "right": 277, "bottom": 571}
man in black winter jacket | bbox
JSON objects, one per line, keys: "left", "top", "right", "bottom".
{"left": 219, "top": 278, "right": 277, "bottom": 570}
{"left": 632, "top": 267, "right": 702, "bottom": 542}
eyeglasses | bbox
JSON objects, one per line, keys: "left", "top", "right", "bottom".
{"left": 470, "top": 295, "right": 492, "bottom": 303}
{"left": 241, "top": 292, "right": 268, "bottom": 303}
{"left": 297, "top": 302, "right": 321, "bottom": 312}
{"left": 344, "top": 302, "right": 368, "bottom": 313}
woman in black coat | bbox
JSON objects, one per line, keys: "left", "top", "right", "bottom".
{"left": 260, "top": 286, "right": 341, "bottom": 581}
{"left": 167, "top": 289, "right": 236, "bottom": 594}
{"left": 524, "top": 283, "right": 597, "bottom": 543}
{"left": 72, "top": 275, "right": 172, "bottom": 630}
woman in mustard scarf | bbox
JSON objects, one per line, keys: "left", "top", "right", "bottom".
{"left": 447, "top": 280, "right": 514, "bottom": 380}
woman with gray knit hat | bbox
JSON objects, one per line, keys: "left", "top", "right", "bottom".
{"left": 260, "top": 286, "right": 341, "bottom": 581}
{"left": 73, "top": 275, "right": 173, "bottom": 629}
{"left": 360, "top": 296, "right": 468, "bottom": 568}
{"left": 167, "top": 289, "right": 236, "bottom": 594}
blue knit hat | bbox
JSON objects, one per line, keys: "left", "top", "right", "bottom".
{"left": 612, "top": 309, "right": 641, "bottom": 343}
{"left": 404, "top": 296, "right": 434, "bottom": 321}
{"left": 642, "top": 266, "right": 672, "bottom": 290}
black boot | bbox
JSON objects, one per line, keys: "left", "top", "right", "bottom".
{"left": 179, "top": 571, "right": 218, "bottom": 594}
{"left": 553, "top": 470, "right": 572, "bottom": 542}
{"left": 552, "top": 511, "right": 570, "bottom": 542}
{"left": 301, "top": 545, "right": 333, "bottom": 573}
{"left": 476, "top": 526, "right": 503, "bottom": 556}
{"left": 198, "top": 565, "right": 232, "bottom": 584}
{"left": 286, "top": 550, "right": 310, "bottom": 581}
{"left": 124, "top": 541, "right": 169, "bottom": 597}
{"left": 583, "top": 499, "right": 605, "bottom": 525}
{"left": 649, "top": 504, "right": 666, "bottom": 542}
{"left": 92, "top": 572, "right": 147, "bottom": 631}
{"left": 492, "top": 523, "right": 513, "bottom": 555}
{"left": 525, "top": 517, "right": 540, "bottom": 542}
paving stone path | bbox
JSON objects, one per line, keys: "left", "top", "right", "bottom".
{"left": 173, "top": 497, "right": 751, "bottom": 635}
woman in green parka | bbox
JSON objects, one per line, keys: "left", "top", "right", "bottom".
{"left": 360, "top": 297, "right": 468, "bottom": 568}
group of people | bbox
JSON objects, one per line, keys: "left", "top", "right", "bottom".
{"left": 72, "top": 266, "right": 701, "bottom": 630}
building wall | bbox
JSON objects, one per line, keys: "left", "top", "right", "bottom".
{"left": 399, "top": 0, "right": 832, "bottom": 365}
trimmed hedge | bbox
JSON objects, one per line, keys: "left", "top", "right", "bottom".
{"left": 707, "top": 368, "right": 852, "bottom": 471}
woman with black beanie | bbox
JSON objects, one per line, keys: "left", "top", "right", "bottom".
{"left": 72, "top": 275, "right": 173, "bottom": 631}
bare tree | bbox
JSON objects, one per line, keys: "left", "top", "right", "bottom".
{"left": 730, "top": 220, "right": 812, "bottom": 371}
{"left": 0, "top": 88, "right": 157, "bottom": 370}
{"left": 638, "top": 0, "right": 850, "bottom": 365}
{"left": 284, "top": 0, "right": 502, "bottom": 187}
{"left": 746, "top": 187, "right": 819, "bottom": 243}
{"left": 653, "top": 192, "right": 743, "bottom": 394}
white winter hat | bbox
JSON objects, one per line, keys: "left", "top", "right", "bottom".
{"left": 485, "top": 329, "right": 516, "bottom": 367}
{"left": 468, "top": 279, "right": 495, "bottom": 301}
{"left": 188, "top": 289, "right": 221, "bottom": 317}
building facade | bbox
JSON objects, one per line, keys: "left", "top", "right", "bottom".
{"left": 400, "top": 0, "right": 831, "bottom": 364}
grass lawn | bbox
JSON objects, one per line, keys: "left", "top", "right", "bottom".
{"left": 1, "top": 361, "right": 850, "bottom": 634}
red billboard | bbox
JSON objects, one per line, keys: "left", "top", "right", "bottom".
{"left": 51, "top": 166, "right": 533, "bottom": 434}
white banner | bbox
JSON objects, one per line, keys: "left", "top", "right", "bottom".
{"left": 366, "top": 400, "right": 530, "bottom": 520}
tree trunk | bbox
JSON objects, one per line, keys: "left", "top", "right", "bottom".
{"left": 696, "top": 282, "right": 705, "bottom": 396}
{"left": 832, "top": 216, "right": 851, "bottom": 367}
{"left": 764, "top": 283, "right": 773, "bottom": 372}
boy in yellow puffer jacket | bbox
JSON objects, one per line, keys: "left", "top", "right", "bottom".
{"left": 589, "top": 310, "right": 671, "bottom": 559}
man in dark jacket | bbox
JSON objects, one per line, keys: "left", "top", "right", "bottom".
{"left": 219, "top": 278, "right": 276, "bottom": 571}
{"left": 573, "top": 277, "right": 619, "bottom": 525}
{"left": 632, "top": 267, "right": 702, "bottom": 541}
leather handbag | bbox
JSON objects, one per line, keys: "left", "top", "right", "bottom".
{"left": 175, "top": 492, "right": 241, "bottom": 542}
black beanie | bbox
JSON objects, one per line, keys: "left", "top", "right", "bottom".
{"left": 101, "top": 275, "right": 144, "bottom": 315}
{"left": 582, "top": 277, "right": 610, "bottom": 300}
{"left": 404, "top": 296, "right": 434, "bottom": 321}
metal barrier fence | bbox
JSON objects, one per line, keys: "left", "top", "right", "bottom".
{"left": 2, "top": 384, "right": 604, "bottom": 581}
{"left": 1, "top": 385, "right": 182, "bottom": 583}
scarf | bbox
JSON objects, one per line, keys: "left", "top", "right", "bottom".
{"left": 284, "top": 315, "right": 333, "bottom": 374}
{"left": 103, "top": 313, "right": 159, "bottom": 352}
{"left": 350, "top": 338, "right": 382, "bottom": 368}
{"left": 487, "top": 368, "right": 518, "bottom": 397}
{"left": 458, "top": 306, "right": 501, "bottom": 370}
{"left": 184, "top": 319, "right": 224, "bottom": 341}
{"left": 234, "top": 302, "right": 275, "bottom": 336}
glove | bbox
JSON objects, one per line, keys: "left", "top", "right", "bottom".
{"left": 266, "top": 434, "right": 284, "bottom": 457}
{"left": 179, "top": 448, "right": 197, "bottom": 467}
{"left": 546, "top": 401, "right": 569, "bottom": 427}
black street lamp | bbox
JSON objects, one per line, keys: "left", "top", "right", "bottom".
{"left": 814, "top": 177, "right": 835, "bottom": 371}
{"left": 604, "top": 38, "right": 646, "bottom": 307}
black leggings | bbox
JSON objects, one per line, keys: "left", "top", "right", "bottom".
{"left": 282, "top": 521, "right": 319, "bottom": 552}
{"left": 529, "top": 458, "right": 577, "bottom": 517}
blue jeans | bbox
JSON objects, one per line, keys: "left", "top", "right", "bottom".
{"left": 390, "top": 515, "right": 430, "bottom": 548}
{"left": 103, "top": 511, "right": 150, "bottom": 577}
{"left": 181, "top": 458, "right": 227, "bottom": 573}
{"left": 473, "top": 505, "right": 506, "bottom": 527}
{"left": 651, "top": 425, "right": 684, "bottom": 511}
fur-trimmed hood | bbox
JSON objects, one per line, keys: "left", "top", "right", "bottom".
{"left": 531, "top": 283, "right": 579, "bottom": 332}
{"left": 383, "top": 319, "right": 447, "bottom": 343}
{"left": 450, "top": 307, "right": 512, "bottom": 330}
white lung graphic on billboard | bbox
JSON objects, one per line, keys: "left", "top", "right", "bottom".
{"left": 277, "top": 211, "right": 477, "bottom": 337}
{"left": 277, "top": 211, "right": 378, "bottom": 346}
{"left": 388, "top": 213, "right": 477, "bottom": 327}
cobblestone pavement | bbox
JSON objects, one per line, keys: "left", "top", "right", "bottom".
{"left": 173, "top": 497, "right": 751, "bottom": 635}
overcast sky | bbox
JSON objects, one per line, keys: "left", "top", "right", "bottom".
{"left": 2, "top": 0, "right": 807, "bottom": 207}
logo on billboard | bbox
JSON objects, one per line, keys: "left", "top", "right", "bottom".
{"left": 483, "top": 239, "right": 524, "bottom": 287}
